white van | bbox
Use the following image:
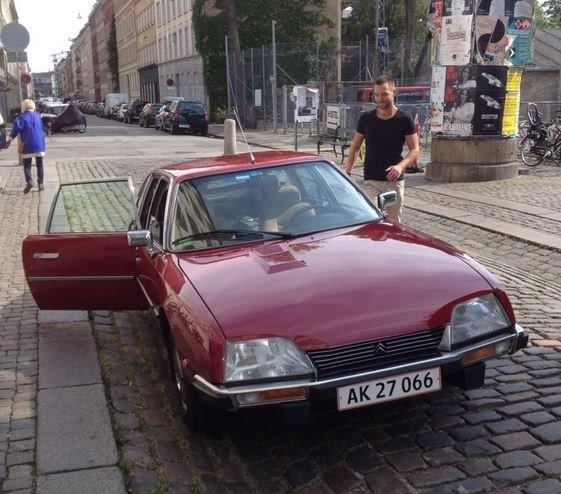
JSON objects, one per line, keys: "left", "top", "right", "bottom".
{"left": 104, "top": 93, "right": 129, "bottom": 117}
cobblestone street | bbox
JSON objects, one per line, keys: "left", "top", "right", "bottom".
{"left": 56, "top": 155, "right": 561, "bottom": 493}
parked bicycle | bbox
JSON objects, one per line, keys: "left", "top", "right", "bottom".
{"left": 520, "top": 103, "right": 561, "bottom": 167}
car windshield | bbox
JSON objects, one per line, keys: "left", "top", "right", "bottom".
{"left": 170, "top": 161, "right": 381, "bottom": 251}
{"left": 178, "top": 102, "right": 204, "bottom": 112}
{"left": 45, "top": 105, "right": 67, "bottom": 115}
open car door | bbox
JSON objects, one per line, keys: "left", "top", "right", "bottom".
{"left": 22, "top": 178, "right": 149, "bottom": 311}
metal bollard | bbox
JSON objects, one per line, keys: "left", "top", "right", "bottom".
{"left": 224, "top": 118, "right": 237, "bottom": 155}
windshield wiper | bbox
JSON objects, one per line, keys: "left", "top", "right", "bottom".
{"left": 172, "top": 229, "right": 296, "bottom": 246}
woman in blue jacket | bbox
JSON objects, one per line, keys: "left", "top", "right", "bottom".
{"left": 6, "top": 99, "right": 46, "bottom": 194}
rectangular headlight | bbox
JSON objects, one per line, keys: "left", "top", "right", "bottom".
{"left": 443, "top": 294, "right": 511, "bottom": 350}
{"left": 224, "top": 338, "right": 314, "bottom": 383}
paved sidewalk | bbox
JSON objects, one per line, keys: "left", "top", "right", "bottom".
{"left": 0, "top": 155, "right": 126, "bottom": 493}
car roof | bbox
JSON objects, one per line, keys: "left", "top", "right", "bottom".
{"left": 157, "top": 151, "right": 326, "bottom": 180}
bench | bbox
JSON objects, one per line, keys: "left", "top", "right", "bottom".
{"left": 317, "top": 124, "right": 350, "bottom": 164}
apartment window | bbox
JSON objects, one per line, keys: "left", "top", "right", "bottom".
{"left": 156, "top": 3, "right": 161, "bottom": 25}
{"left": 170, "top": 0, "right": 175, "bottom": 18}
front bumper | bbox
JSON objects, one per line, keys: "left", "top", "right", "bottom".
{"left": 193, "top": 324, "right": 528, "bottom": 411}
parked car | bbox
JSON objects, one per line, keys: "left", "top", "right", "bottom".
{"left": 116, "top": 103, "right": 128, "bottom": 122}
{"left": 125, "top": 100, "right": 148, "bottom": 124}
{"left": 50, "top": 103, "right": 87, "bottom": 134}
{"left": 154, "top": 103, "right": 171, "bottom": 130}
{"left": 95, "top": 103, "right": 105, "bottom": 118}
{"left": 40, "top": 102, "right": 69, "bottom": 134}
{"left": 104, "top": 93, "right": 129, "bottom": 118}
{"left": 21, "top": 151, "right": 528, "bottom": 431}
{"left": 138, "top": 103, "right": 163, "bottom": 128}
{"left": 164, "top": 100, "right": 208, "bottom": 135}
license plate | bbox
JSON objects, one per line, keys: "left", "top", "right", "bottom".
{"left": 337, "top": 367, "right": 441, "bottom": 411}
{"left": 179, "top": 124, "right": 190, "bottom": 128}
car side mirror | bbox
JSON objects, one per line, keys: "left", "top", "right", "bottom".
{"left": 377, "top": 190, "right": 396, "bottom": 213}
{"left": 127, "top": 229, "right": 152, "bottom": 247}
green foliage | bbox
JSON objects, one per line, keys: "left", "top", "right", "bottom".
{"left": 342, "top": 0, "right": 428, "bottom": 78}
{"left": 539, "top": 0, "right": 561, "bottom": 26}
{"left": 193, "top": 0, "right": 332, "bottom": 112}
{"left": 107, "top": 15, "right": 119, "bottom": 91}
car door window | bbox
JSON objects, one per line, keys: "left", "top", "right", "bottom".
{"left": 147, "top": 179, "right": 169, "bottom": 246}
{"left": 138, "top": 177, "right": 159, "bottom": 229}
{"left": 48, "top": 179, "right": 135, "bottom": 233}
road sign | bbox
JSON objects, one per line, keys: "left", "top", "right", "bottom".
{"left": 7, "top": 51, "right": 27, "bottom": 63}
{"left": 0, "top": 22, "right": 30, "bottom": 52}
{"left": 20, "top": 73, "right": 31, "bottom": 85}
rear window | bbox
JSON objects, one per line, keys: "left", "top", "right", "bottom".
{"left": 178, "top": 102, "right": 204, "bottom": 113}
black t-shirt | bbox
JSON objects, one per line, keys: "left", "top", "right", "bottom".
{"left": 356, "top": 109, "right": 415, "bottom": 181}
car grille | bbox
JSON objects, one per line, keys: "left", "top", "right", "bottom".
{"left": 307, "top": 327, "right": 445, "bottom": 379}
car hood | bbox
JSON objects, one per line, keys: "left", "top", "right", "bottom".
{"left": 177, "top": 222, "right": 494, "bottom": 349}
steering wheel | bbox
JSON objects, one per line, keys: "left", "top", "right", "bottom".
{"left": 278, "top": 202, "right": 316, "bottom": 227}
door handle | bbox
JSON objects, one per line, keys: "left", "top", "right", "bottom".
{"left": 33, "top": 252, "right": 59, "bottom": 260}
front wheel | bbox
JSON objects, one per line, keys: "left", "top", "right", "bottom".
{"left": 169, "top": 338, "right": 222, "bottom": 433}
{"left": 520, "top": 133, "right": 548, "bottom": 167}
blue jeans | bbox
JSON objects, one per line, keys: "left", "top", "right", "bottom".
{"left": 23, "top": 156, "right": 44, "bottom": 185}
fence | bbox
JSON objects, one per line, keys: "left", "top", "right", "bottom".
{"left": 226, "top": 39, "right": 431, "bottom": 131}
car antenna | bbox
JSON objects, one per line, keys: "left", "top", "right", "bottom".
{"left": 232, "top": 107, "right": 256, "bottom": 164}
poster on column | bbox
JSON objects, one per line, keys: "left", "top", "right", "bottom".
{"left": 473, "top": 66, "right": 507, "bottom": 134}
{"left": 444, "top": 0, "right": 474, "bottom": 16}
{"left": 430, "top": 66, "right": 446, "bottom": 133}
{"left": 477, "top": 0, "right": 506, "bottom": 15}
{"left": 506, "top": 66, "right": 523, "bottom": 92}
{"left": 428, "top": 0, "right": 444, "bottom": 65}
{"left": 475, "top": 16, "right": 511, "bottom": 64}
{"left": 439, "top": 15, "right": 473, "bottom": 65}
{"left": 428, "top": 0, "right": 444, "bottom": 36}
{"left": 443, "top": 66, "right": 475, "bottom": 136}
{"left": 501, "top": 92, "right": 521, "bottom": 135}
{"left": 505, "top": 0, "right": 535, "bottom": 17}
{"left": 506, "top": 16, "right": 533, "bottom": 65}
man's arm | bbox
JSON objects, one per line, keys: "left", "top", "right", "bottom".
{"left": 385, "top": 132, "right": 420, "bottom": 181}
{"left": 344, "top": 132, "right": 365, "bottom": 175}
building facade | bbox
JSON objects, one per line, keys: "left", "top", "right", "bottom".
{"left": 155, "top": 0, "right": 205, "bottom": 103}
{"left": 32, "top": 72, "right": 54, "bottom": 98}
{"left": 115, "top": 0, "right": 140, "bottom": 99}
{"left": 101, "top": 0, "right": 116, "bottom": 96}
{"left": 0, "top": 0, "right": 33, "bottom": 119}
{"left": 136, "top": 0, "right": 159, "bottom": 102}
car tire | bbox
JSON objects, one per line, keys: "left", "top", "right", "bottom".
{"left": 200, "top": 129, "right": 208, "bottom": 137}
{"left": 169, "top": 337, "right": 222, "bottom": 433}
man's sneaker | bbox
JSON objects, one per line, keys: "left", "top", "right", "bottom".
{"left": 23, "top": 182, "right": 34, "bottom": 194}
{"left": 38, "top": 184, "right": 45, "bottom": 191}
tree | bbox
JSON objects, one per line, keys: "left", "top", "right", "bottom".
{"left": 340, "top": 0, "right": 428, "bottom": 80}
{"left": 107, "top": 15, "right": 119, "bottom": 91}
{"left": 225, "top": 0, "right": 243, "bottom": 114}
{"left": 193, "top": 0, "right": 331, "bottom": 114}
{"left": 539, "top": 0, "right": 561, "bottom": 27}
{"left": 402, "top": 0, "right": 416, "bottom": 79}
